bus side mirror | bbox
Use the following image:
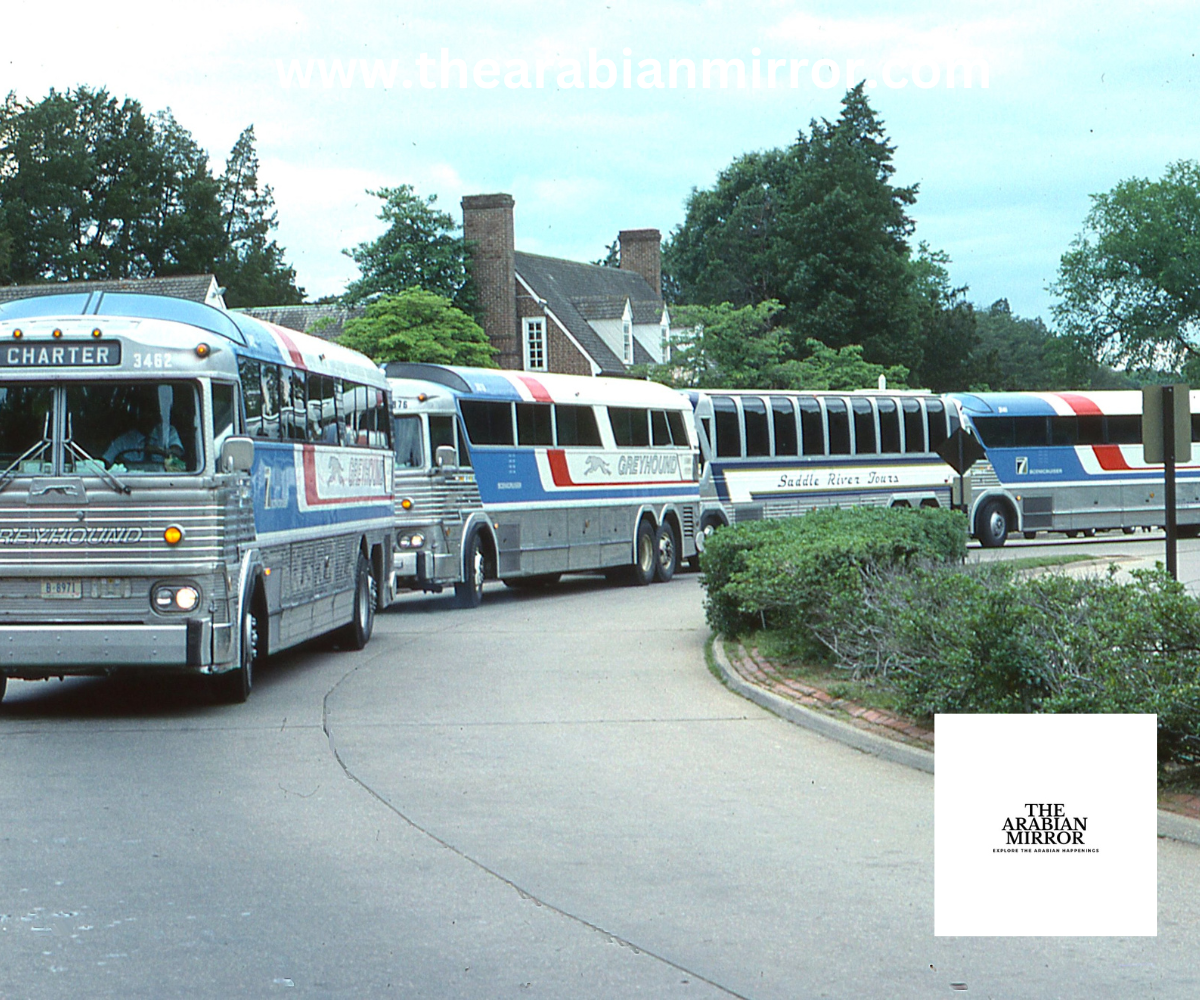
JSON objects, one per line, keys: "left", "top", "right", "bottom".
{"left": 435, "top": 445, "right": 457, "bottom": 470}
{"left": 220, "top": 436, "right": 255, "bottom": 473}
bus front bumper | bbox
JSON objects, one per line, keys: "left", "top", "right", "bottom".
{"left": 0, "top": 621, "right": 216, "bottom": 677}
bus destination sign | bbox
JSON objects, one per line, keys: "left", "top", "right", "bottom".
{"left": 1, "top": 341, "right": 122, "bottom": 368}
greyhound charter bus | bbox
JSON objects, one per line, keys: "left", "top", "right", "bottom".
{"left": 688, "top": 388, "right": 959, "bottom": 535}
{"left": 0, "top": 292, "right": 393, "bottom": 704}
{"left": 385, "top": 363, "right": 702, "bottom": 606}
{"left": 949, "top": 389, "right": 1200, "bottom": 547}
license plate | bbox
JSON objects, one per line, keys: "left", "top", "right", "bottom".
{"left": 41, "top": 579, "right": 82, "bottom": 599}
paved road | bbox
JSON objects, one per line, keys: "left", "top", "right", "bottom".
{"left": 3, "top": 564, "right": 1198, "bottom": 998}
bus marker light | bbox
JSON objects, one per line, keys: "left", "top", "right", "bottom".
{"left": 52, "top": 328, "right": 62, "bottom": 338}
{"left": 264, "top": 567, "right": 272, "bottom": 575}
{"left": 400, "top": 497, "right": 413, "bottom": 510}
{"left": 163, "top": 525, "right": 184, "bottom": 545}
{"left": 195, "top": 342, "right": 211, "bottom": 358}
{"left": 92, "top": 328, "right": 102, "bottom": 338}
{"left": 12, "top": 329, "right": 22, "bottom": 338}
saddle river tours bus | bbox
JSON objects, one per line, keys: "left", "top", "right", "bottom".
{"left": 0, "top": 292, "right": 393, "bottom": 703}
{"left": 386, "top": 363, "right": 702, "bottom": 605}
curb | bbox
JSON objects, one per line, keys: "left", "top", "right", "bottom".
{"left": 709, "top": 634, "right": 1200, "bottom": 848}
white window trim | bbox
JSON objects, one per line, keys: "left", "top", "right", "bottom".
{"left": 523, "top": 316, "right": 547, "bottom": 371}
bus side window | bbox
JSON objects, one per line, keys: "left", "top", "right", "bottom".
{"left": 742, "top": 397, "right": 770, "bottom": 457}
{"left": 308, "top": 374, "right": 338, "bottom": 444}
{"left": 1014, "top": 416, "right": 1047, "bottom": 448}
{"left": 798, "top": 397, "right": 823, "bottom": 455}
{"left": 212, "top": 382, "right": 239, "bottom": 455}
{"left": 456, "top": 418, "right": 473, "bottom": 467}
{"left": 878, "top": 398, "right": 901, "bottom": 453}
{"left": 769, "top": 397, "right": 798, "bottom": 456}
{"left": 281, "top": 368, "right": 307, "bottom": 441}
{"left": 665, "top": 409, "right": 689, "bottom": 448}
{"left": 609, "top": 407, "right": 650, "bottom": 447}
{"left": 239, "top": 359, "right": 262, "bottom": 436}
{"left": 556, "top": 404, "right": 603, "bottom": 446}
{"left": 461, "top": 400, "right": 514, "bottom": 445}
{"left": 651, "top": 410, "right": 672, "bottom": 447}
{"left": 516, "top": 402, "right": 554, "bottom": 445}
{"left": 902, "top": 398, "right": 924, "bottom": 452}
{"left": 925, "top": 399, "right": 948, "bottom": 451}
{"left": 260, "top": 365, "right": 281, "bottom": 441}
{"left": 826, "top": 399, "right": 851, "bottom": 455}
{"left": 711, "top": 396, "right": 741, "bottom": 457}
{"left": 1106, "top": 415, "right": 1140, "bottom": 445}
{"left": 851, "top": 398, "right": 876, "bottom": 454}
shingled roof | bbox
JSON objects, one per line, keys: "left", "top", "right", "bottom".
{"left": 514, "top": 252, "right": 663, "bottom": 374}
{"left": 0, "top": 274, "right": 224, "bottom": 307}
{"left": 240, "top": 304, "right": 362, "bottom": 341}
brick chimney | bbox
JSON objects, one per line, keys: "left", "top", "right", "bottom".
{"left": 618, "top": 228, "right": 662, "bottom": 300}
{"left": 462, "top": 193, "right": 518, "bottom": 368}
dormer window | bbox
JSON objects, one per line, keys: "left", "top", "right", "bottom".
{"left": 622, "top": 317, "right": 633, "bottom": 364}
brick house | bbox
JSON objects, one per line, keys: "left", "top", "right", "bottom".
{"left": 462, "top": 193, "right": 669, "bottom": 376}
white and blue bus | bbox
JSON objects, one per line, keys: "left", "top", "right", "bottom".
{"left": 950, "top": 389, "right": 1200, "bottom": 547}
{"left": 688, "top": 388, "right": 958, "bottom": 535}
{"left": 0, "top": 292, "right": 393, "bottom": 703}
{"left": 386, "top": 363, "right": 702, "bottom": 605}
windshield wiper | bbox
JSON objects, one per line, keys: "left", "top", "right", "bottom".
{"left": 64, "top": 413, "right": 130, "bottom": 495}
{"left": 0, "top": 412, "right": 52, "bottom": 495}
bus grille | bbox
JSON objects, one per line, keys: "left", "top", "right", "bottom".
{"left": 393, "top": 474, "right": 482, "bottom": 524}
{"left": 681, "top": 505, "right": 696, "bottom": 540}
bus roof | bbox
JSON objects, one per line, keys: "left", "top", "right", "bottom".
{"left": 947, "top": 390, "right": 1162, "bottom": 418}
{"left": 384, "top": 363, "right": 692, "bottom": 409}
{"left": 0, "top": 292, "right": 385, "bottom": 386}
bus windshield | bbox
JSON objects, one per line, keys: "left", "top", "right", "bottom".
{"left": 0, "top": 385, "right": 54, "bottom": 473}
{"left": 67, "top": 381, "right": 202, "bottom": 474}
{"left": 393, "top": 416, "right": 424, "bottom": 469}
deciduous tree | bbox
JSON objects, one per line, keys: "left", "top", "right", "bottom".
{"left": 338, "top": 288, "right": 496, "bottom": 366}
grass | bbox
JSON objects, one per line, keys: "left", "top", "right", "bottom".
{"left": 992, "top": 553, "right": 1103, "bottom": 572}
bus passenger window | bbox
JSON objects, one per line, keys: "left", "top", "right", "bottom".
{"left": 902, "top": 398, "right": 924, "bottom": 452}
{"left": 798, "top": 397, "right": 823, "bottom": 455}
{"left": 393, "top": 416, "right": 423, "bottom": 468}
{"left": 851, "top": 398, "right": 876, "bottom": 454}
{"left": 666, "top": 410, "right": 688, "bottom": 447}
{"left": 1051, "top": 417, "right": 1078, "bottom": 446}
{"left": 609, "top": 407, "right": 650, "bottom": 447}
{"left": 925, "top": 399, "right": 948, "bottom": 451}
{"left": 1014, "top": 416, "right": 1048, "bottom": 448}
{"left": 430, "top": 415, "right": 455, "bottom": 461}
{"left": 826, "top": 399, "right": 851, "bottom": 455}
{"left": 516, "top": 402, "right": 554, "bottom": 445}
{"left": 712, "top": 396, "right": 741, "bottom": 457}
{"left": 239, "top": 359, "right": 262, "bottom": 436}
{"left": 742, "top": 397, "right": 770, "bottom": 457}
{"left": 281, "top": 368, "right": 307, "bottom": 441}
{"left": 260, "top": 365, "right": 281, "bottom": 441}
{"left": 770, "top": 397, "right": 798, "bottom": 456}
{"left": 1106, "top": 414, "right": 1140, "bottom": 444}
{"left": 651, "top": 410, "right": 672, "bottom": 446}
{"left": 460, "top": 400, "right": 514, "bottom": 445}
{"left": 878, "top": 398, "right": 901, "bottom": 453}
{"left": 556, "top": 405, "right": 602, "bottom": 446}
{"left": 308, "top": 373, "right": 338, "bottom": 443}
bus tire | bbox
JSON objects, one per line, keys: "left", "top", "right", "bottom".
{"left": 978, "top": 499, "right": 1010, "bottom": 548}
{"left": 0, "top": 674, "right": 6, "bottom": 703}
{"left": 654, "top": 522, "right": 679, "bottom": 583}
{"left": 214, "top": 600, "right": 258, "bottom": 704}
{"left": 631, "top": 518, "right": 657, "bottom": 586}
{"left": 339, "top": 552, "right": 377, "bottom": 650}
{"left": 455, "top": 532, "right": 485, "bottom": 608}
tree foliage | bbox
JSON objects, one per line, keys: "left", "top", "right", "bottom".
{"left": 638, "top": 300, "right": 909, "bottom": 390}
{"left": 338, "top": 288, "right": 496, "bottom": 366}
{"left": 662, "top": 84, "right": 970, "bottom": 386}
{"left": 342, "top": 186, "right": 472, "bottom": 309}
{"left": 215, "top": 126, "right": 304, "bottom": 307}
{"left": 1052, "top": 160, "right": 1200, "bottom": 372}
{"left": 0, "top": 87, "right": 302, "bottom": 304}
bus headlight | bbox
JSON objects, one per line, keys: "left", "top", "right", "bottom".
{"left": 152, "top": 583, "right": 201, "bottom": 612}
{"left": 397, "top": 532, "right": 426, "bottom": 549}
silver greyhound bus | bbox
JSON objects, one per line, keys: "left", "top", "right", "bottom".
{"left": 386, "top": 363, "right": 702, "bottom": 606}
{"left": 0, "top": 292, "right": 393, "bottom": 704}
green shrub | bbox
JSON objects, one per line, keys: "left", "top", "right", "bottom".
{"left": 699, "top": 505, "right": 967, "bottom": 651}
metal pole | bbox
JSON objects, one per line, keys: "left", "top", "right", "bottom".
{"left": 1164, "top": 384, "right": 1178, "bottom": 580}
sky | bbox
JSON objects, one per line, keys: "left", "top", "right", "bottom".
{"left": 3, "top": 1, "right": 1199, "bottom": 323}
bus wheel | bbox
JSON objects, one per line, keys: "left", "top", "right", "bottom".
{"left": 654, "top": 522, "right": 680, "bottom": 583}
{"left": 339, "top": 553, "right": 377, "bottom": 649}
{"left": 978, "top": 499, "right": 1010, "bottom": 548}
{"left": 0, "top": 674, "right": 6, "bottom": 703}
{"left": 1023, "top": 531, "right": 1037, "bottom": 540}
{"left": 214, "top": 602, "right": 257, "bottom": 704}
{"left": 455, "top": 532, "right": 485, "bottom": 608}
{"left": 631, "top": 519, "right": 657, "bottom": 586}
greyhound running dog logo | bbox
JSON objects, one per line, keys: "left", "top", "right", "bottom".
{"left": 583, "top": 455, "right": 612, "bottom": 476}
{"left": 326, "top": 455, "right": 347, "bottom": 487}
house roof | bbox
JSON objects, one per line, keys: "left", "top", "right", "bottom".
{"left": 514, "top": 252, "right": 663, "bottom": 374}
{"left": 0, "top": 274, "right": 223, "bottom": 306}
{"left": 240, "top": 304, "right": 362, "bottom": 341}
